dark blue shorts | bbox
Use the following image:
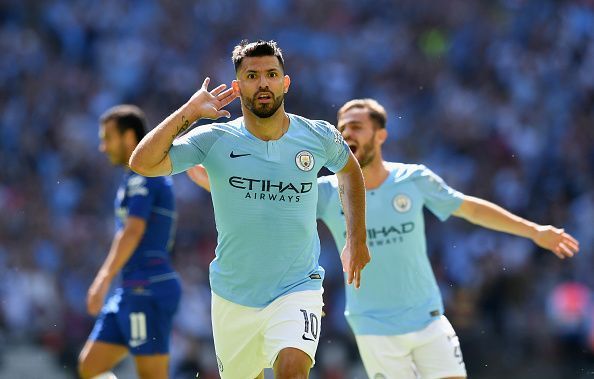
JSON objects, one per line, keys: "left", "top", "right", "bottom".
{"left": 90, "top": 277, "right": 181, "bottom": 355}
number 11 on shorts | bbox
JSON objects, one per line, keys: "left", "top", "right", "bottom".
{"left": 300, "top": 309, "right": 318, "bottom": 341}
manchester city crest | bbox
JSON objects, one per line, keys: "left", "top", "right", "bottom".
{"left": 295, "top": 150, "right": 315, "bottom": 171}
{"left": 393, "top": 194, "right": 412, "bottom": 212}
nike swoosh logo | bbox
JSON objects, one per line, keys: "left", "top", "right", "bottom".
{"left": 129, "top": 339, "right": 147, "bottom": 348}
{"left": 302, "top": 334, "right": 315, "bottom": 342}
{"left": 229, "top": 151, "right": 251, "bottom": 158}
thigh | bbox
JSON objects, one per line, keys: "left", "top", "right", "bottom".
{"left": 211, "top": 292, "right": 267, "bottom": 379}
{"left": 412, "top": 316, "right": 467, "bottom": 379}
{"left": 274, "top": 347, "right": 312, "bottom": 377}
{"left": 355, "top": 334, "right": 417, "bottom": 379}
{"left": 78, "top": 339, "right": 128, "bottom": 378}
{"left": 263, "top": 290, "right": 324, "bottom": 369}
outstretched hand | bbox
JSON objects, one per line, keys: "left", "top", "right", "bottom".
{"left": 185, "top": 77, "right": 238, "bottom": 121}
{"left": 533, "top": 225, "right": 579, "bottom": 259}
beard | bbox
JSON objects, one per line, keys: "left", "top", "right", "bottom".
{"left": 358, "top": 144, "right": 376, "bottom": 168}
{"left": 244, "top": 91, "right": 284, "bottom": 118}
{"left": 355, "top": 133, "right": 377, "bottom": 169}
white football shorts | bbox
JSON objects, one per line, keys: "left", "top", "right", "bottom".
{"left": 355, "top": 315, "right": 467, "bottom": 379}
{"left": 211, "top": 289, "right": 324, "bottom": 379}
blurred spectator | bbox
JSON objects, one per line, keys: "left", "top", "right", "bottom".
{"left": 1, "top": 0, "right": 592, "bottom": 377}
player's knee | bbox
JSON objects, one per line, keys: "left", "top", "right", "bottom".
{"left": 274, "top": 351, "right": 310, "bottom": 379}
{"left": 77, "top": 355, "right": 92, "bottom": 379}
{"left": 78, "top": 362, "right": 116, "bottom": 379}
{"left": 77, "top": 353, "right": 116, "bottom": 379}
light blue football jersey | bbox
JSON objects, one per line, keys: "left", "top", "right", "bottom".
{"left": 169, "top": 113, "right": 349, "bottom": 307}
{"left": 317, "top": 162, "right": 464, "bottom": 335}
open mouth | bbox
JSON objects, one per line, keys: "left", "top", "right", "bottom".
{"left": 256, "top": 92, "right": 273, "bottom": 102}
{"left": 348, "top": 144, "right": 357, "bottom": 154}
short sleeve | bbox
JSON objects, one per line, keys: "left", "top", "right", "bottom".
{"left": 169, "top": 126, "right": 221, "bottom": 174}
{"left": 318, "top": 121, "right": 350, "bottom": 173}
{"left": 126, "top": 175, "right": 156, "bottom": 220}
{"left": 413, "top": 166, "right": 464, "bottom": 221}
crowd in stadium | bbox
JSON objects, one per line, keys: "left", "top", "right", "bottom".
{"left": 1, "top": 0, "right": 593, "bottom": 377}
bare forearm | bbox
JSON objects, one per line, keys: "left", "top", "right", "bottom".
{"left": 337, "top": 165, "right": 367, "bottom": 243}
{"left": 129, "top": 104, "right": 199, "bottom": 176}
{"left": 336, "top": 155, "right": 370, "bottom": 288}
{"left": 458, "top": 196, "right": 538, "bottom": 239}
{"left": 97, "top": 228, "right": 143, "bottom": 281}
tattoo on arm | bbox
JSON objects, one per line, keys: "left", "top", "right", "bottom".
{"left": 171, "top": 115, "right": 191, "bottom": 140}
{"left": 338, "top": 184, "right": 345, "bottom": 208}
{"left": 179, "top": 116, "right": 191, "bottom": 134}
{"left": 174, "top": 116, "right": 191, "bottom": 138}
{"left": 164, "top": 116, "right": 192, "bottom": 157}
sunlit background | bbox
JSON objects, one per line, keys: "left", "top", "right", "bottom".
{"left": 1, "top": 0, "right": 593, "bottom": 378}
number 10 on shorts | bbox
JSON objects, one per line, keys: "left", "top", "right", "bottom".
{"left": 300, "top": 309, "right": 318, "bottom": 341}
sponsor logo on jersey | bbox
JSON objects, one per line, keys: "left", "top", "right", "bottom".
{"left": 295, "top": 150, "right": 315, "bottom": 171}
{"left": 343, "top": 222, "right": 415, "bottom": 246}
{"left": 229, "top": 176, "right": 313, "bottom": 203}
{"left": 393, "top": 194, "right": 412, "bottom": 212}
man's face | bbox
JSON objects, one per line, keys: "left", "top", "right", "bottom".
{"left": 233, "top": 56, "right": 290, "bottom": 118}
{"left": 337, "top": 107, "right": 382, "bottom": 168}
{"left": 98, "top": 120, "right": 127, "bottom": 166}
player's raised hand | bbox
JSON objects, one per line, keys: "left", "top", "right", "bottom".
{"left": 185, "top": 77, "right": 238, "bottom": 121}
{"left": 341, "top": 241, "right": 371, "bottom": 288}
{"left": 533, "top": 225, "right": 580, "bottom": 259}
{"left": 187, "top": 164, "right": 211, "bottom": 192}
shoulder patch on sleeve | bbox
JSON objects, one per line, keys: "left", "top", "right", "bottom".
{"left": 127, "top": 175, "right": 149, "bottom": 197}
{"left": 331, "top": 125, "right": 345, "bottom": 146}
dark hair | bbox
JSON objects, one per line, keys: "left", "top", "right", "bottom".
{"left": 99, "top": 104, "right": 147, "bottom": 143}
{"left": 232, "top": 39, "right": 285, "bottom": 73}
{"left": 337, "top": 99, "right": 387, "bottom": 129}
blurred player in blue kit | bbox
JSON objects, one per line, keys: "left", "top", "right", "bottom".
{"left": 78, "top": 105, "right": 181, "bottom": 379}
{"left": 188, "top": 98, "right": 580, "bottom": 379}
{"left": 129, "top": 40, "right": 370, "bottom": 378}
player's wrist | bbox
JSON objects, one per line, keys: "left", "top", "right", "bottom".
{"left": 528, "top": 223, "right": 543, "bottom": 241}
{"left": 346, "top": 233, "right": 367, "bottom": 245}
{"left": 178, "top": 103, "right": 202, "bottom": 125}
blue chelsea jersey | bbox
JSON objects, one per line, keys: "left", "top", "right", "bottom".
{"left": 115, "top": 172, "right": 177, "bottom": 283}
